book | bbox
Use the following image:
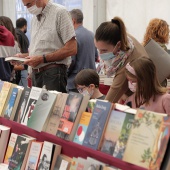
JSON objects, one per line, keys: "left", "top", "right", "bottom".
{"left": 73, "top": 111, "right": 92, "bottom": 145}
{"left": 83, "top": 100, "right": 112, "bottom": 150}
{"left": 54, "top": 154, "right": 72, "bottom": 170}
{"left": 4, "top": 133, "right": 18, "bottom": 165}
{"left": 57, "top": 92, "right": 83, "bottom": 135}
{"left": 5, "top": 56, "right": 28, "bottom": 63}
{"left": 25, "top": 141, "right": 43, "bottom": 170}
{"left": 0, "top": 125, "right": 10, "bottom": 163}
{"left": 123, "top": 109, "right": 170, "bottom": 169}
{"left": 0, "top": 81, "right": 4, "bottom": 93}
{"left": 144, "top": 39, "right": 170, "bottom": 83}
{"left": 8, "top": 134, "right": 36, "bottom": 170}
{"left": 69, "top": 157, "right": 78, "bottom": 170}
{"left": 38, "top": 141, "right": 61, "bottom": 170}
{"left": 64, "top": 95, "right": 90, "bottom": 141}
{"left": 14, "top": 86, "right": 31, "bottom": 123}
{"left": 27, "top": 90, "right": 57, "bottom": 132}
{"left": 45, "top": 93, "right": 68, "bottom": 135}
{"left": 3, "top": 87, "right": 18, "bottom": 119}
{"left": 87, "top": 99, "right": 97, "bottom": 113}
{"left": 9, "top": 86, "right": 24, "bottom": 121}
{"left": 21, "top": 86, "right": 42, "bottom": 125}
{"left": 0, "top": 163, "right": 8, "bottom": 170}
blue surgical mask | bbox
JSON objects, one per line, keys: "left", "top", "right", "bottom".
{"left": 100, "top": 52, "right": 116, "bottom": 61}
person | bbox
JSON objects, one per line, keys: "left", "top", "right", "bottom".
{"left": 67, "top": 9, "right": 98, "bottom": 92}
{"left": 0, "top": 16, "right": 20, "bottom": 82}
{"left": 15, "top": 17, "right": 30, "bottom": 87}
{"left": 143, "top": 18, "right": 169, "bottom": 51}
{"left": 125, "top": 57, "right": 170, "bottom": 115}
{"left": 143, "top": 18, "right": 170, "bottom": 87}
{"left": 74, "top": 69, "right": 105, "bottom": 100}
{"left": 19, "top": 0, "right": 77, "bottom": 92}
{"left": 38, "top": 154, "right": 47, "bottom": 170}
{"left": 94, "top": 16, "right": 148, "bottom": 103}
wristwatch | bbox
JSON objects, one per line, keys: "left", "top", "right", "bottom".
{"left": 43, "top": 54, "right": 48, "bottom": 63}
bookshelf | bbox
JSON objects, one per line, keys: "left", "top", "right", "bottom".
{"left": 0, "top": 117, "right": 147, "bottom": 170}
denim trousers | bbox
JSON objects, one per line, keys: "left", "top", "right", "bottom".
{"left": 32, "top": 66, "right": 67, "bottom": 93}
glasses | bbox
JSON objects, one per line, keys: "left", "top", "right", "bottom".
{"left": 77, "top": 86, "right": 87, "bottom": 93}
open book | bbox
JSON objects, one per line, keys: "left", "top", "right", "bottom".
{"left": 5, "top": 56, "right": 28, "bottom": 63}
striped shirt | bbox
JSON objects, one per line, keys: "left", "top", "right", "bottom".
{"left": 29, "top": 1, "right": 76, "bottom": 68}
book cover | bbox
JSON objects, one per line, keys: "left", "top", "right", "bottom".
{"left": 4, "top": 133, "right": 18, "bottom": 165}
{"left": 73, "top": 111, "right": 92, "bottom": 145}
{"left": 0, "top": 163, "right": 8, "bottom": 170}
{"left": 37, "top": 141, "right": 57, "bottom": 170}
{"left": 54, "top": 154, "right": 72, "bottom": 170}
{"left": 14, "top": 86, "right": 31, "bottom": 123}
{"left": 123, "top": 109, "right": 169, "bottom": 169}
{"left": 8, "top": 135, "right": 35, "bottom": 170}
{"left": 100, "top": 110, "right": 127, "bottom": 155}
{"left": 25, "top": 141, "right": 43, "bottom": 170}
{"left": 0, "top": 81, "right": 4, "bottom": 93}
{"left": 0, "top": 82, "right": 12, "bottom": 116}
{"left": 27, "top": 90, "right": 57, "bottom": 132}
{"left": 3, "top": 87, "right": 18, "bottom": 119}
{"left": 21, "top": 86, "right": 42, "bottom": 125}
{"left": 83, "top": 100, "right": 112, "bottom": 150}
{"left": 45, "top": 93, "right": 68, "bottom": 135}
{"left": 87, "top": 99, "right": 97, "bottom": 113}
{"left": 57, "top": 92, "right": 83, "bottom": 135}
{"left": 0, "top": 125, "right": 10, "bottom": 163}
{"left": 10, "top": 86, "right": 24, "bottom": 121}
{"left": 113, "top": 112, "right": 135, "bottom": 159}
{"left": 69, "top": 157, "right": 78, "bottom": 170}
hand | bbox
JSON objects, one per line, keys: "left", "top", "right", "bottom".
{"left": 15, "top": 53, "right": 28, "bottom": 58}
{"left": 24, "top": 55, "right": 43, "bottom": 67}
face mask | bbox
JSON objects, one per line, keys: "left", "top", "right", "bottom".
{"left": 27, "top": 4, "right": 42, "bottom": 15}
{"left": 128, "top": 81, "right": 137, "bottom": 92}
{"left": 100, "top": 52, "right": 116, "bottom": 61}
{"left": 81, "top": 89, "right": 94, "bottom": 98}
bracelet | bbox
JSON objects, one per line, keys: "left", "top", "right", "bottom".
{"left": 43, "top": 54, "right": 48, "bottom": 63}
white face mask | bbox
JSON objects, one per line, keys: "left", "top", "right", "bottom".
{"left": 81, "top": 89, "right": 94, "bottom": 98}
{"left": 27, "top": 4, "right": 42, "bottom": 15}
{"left": 128, "top": 81, "right": 137, "bottom": 92}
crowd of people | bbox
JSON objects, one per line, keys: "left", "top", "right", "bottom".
{"left": 0, "top": 0, "right": 170, "bottom": 115}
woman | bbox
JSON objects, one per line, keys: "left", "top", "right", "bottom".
{"left": 143, "top": 18, "right": 169, "bottom": 51}
{"left": 94, "top": 16, "right": 148, "bottom": 103}
{"left": 0, "top": 16, "right": 20, "bottom": 82}
{"left": 125, "top": 57, "right": 170, "bottom": 115}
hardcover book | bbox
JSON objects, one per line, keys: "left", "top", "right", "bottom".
{"left": 123, "top": 109, "right": 170, "bottom": 169}
{"left": 3, "top": 87, "right": 18, "bottom": 119}
{"left": 4, "top": 133, "right": 18, "bottom": 165}
{"left": 83, "top": 100, "right": 112, "bottom": 150}
{"left": 27, "top": 90, "right": 57, "bottom": 132}
{"left": 21, "top": 86, "right": 42, "bottom": 125}
{"left": 57, "top": 92, "right": 83, "bottom": 136}
{"left": 45, "top": 93, "right": 68, "bottom": 135}
{"left": 0, "top": 125, "right": 10, "bottom": 163}
{"left": 14, "top": 86, "right": 31, "bottom": 123}
{"left": 25, "top": 141, "right": 43, "bottom": 170}
{"left": 73, "top": 111, "right": 92, "bottom": 145}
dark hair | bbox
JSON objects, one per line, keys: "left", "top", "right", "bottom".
{"left": 16, "top": 17, "right": 27, "bottom": 29}
{"left": 0, "top": 16, "right": 18, "bottom": 41}
{"left": 125, "top": 57, "right": 166, "bottom": 107}
{"left": 42, "top": 154, "right": 47, "bottom": 161}
{"left": 95, "top": 16, "right": 129, "bottom": 51}
{"left": 70, "top": 9, "right": 83, "bottom": 24}
{"left": 74, "top": 69, "right": 99, "bottom": 87}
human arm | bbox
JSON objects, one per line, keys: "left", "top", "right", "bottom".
{"left": 105, "top": 67, "right": 129, "bottom": 103}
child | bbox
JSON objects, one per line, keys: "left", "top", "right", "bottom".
{"left": 125, "top": 57, "right": 170, "bottom": 115}
{"left": 74, "top": 69, "right": 105, "bottom": 100}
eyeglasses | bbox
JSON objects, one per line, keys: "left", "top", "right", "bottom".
{"left": 77, "top": 86, "right": 87, "bottom": 93}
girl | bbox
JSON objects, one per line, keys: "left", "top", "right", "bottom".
{"left": 125, "top": 57, "right": 170, "bottom": 115}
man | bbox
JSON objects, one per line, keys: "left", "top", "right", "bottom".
{"left": 38, "top": 154, "right": 47, "bottom": 170}
{"left": 15, "top": 17, "right": 29, "bottom": 87}
{"left": 67, "top": 9, "right": 98, "bottom": 92}
{"left": 20, "top": 0, "right": 77, "bottom": 92}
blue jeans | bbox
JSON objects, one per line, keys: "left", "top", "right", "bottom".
{"left": 19, "top": 70, "right": 28, "bottom": 88}
{"left": 32, "top": 66, "right": 67, "bottom": 92}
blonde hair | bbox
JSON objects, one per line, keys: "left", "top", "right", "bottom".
{"left": 143, "top": 18, "right": 169, "bottom": 46}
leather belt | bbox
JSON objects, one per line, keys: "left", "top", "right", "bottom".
{"left": 32, "top": 63, "right": 67, "bottom": 73}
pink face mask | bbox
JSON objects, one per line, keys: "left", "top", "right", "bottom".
{"left": 128, "top": 81, "right": 137, "bottom": 92}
